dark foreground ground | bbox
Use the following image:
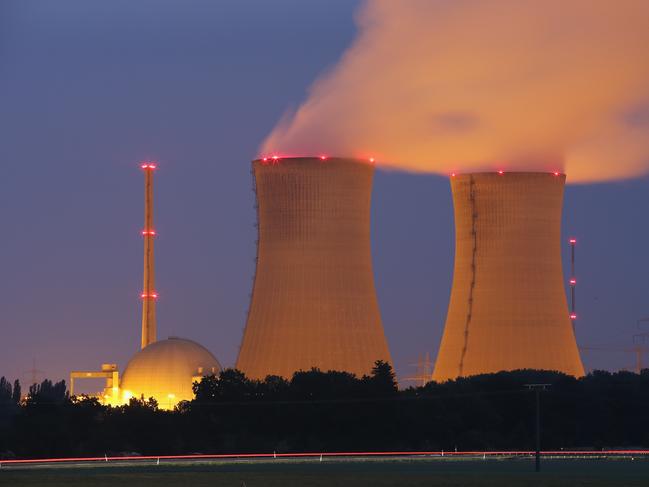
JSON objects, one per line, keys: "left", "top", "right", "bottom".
{"left": 2, "top": 457, "right": 649, "bottom": 487}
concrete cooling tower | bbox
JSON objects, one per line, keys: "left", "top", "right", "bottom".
{"left": 433, "top": 172, "right": 584, "bottom": 382}
{"left": 236, "top": 157, "right": 392, "bottom": 379}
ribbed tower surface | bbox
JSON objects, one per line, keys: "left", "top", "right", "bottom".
{"left": 237, "top": 157, "right": 392, "bottom": 380}
{"left": 433, "top": 172, "right": 584, "bottom": 382}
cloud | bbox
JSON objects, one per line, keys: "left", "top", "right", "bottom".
{"left": 260, "top": 0, "right": 649, "bottom": 183}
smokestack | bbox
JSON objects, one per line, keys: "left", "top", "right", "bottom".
{"left": 140, "top": 162, "right": 157, "bottom": 349}
{"left": 433, "top": 172, "right": 584, "bottom": 381}
{"left": 237, "top": 157, "right": 392, "bottom": 379}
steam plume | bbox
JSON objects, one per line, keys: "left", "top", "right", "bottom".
{"left": 261, "top": 0, "right": 649, "bottom": 183}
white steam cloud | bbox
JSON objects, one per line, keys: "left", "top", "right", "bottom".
{"left": 261, "top": 0, "right": 649, "bottom": 183}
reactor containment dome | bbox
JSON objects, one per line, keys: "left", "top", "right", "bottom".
{"left": 237, "top": 156, "right": 392, "bottom": 380}
{"left": 433, "top": 172, "right": 584, "bottom": 381}
{"left": 120, "top": 337, "right": 221, "bottom": 409}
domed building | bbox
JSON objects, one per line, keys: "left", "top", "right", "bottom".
{"left": 69, "top": 164, "right": 222, "bottom": 409}
{"left": 120, "top": 337, "right": 221, "bottom": 409}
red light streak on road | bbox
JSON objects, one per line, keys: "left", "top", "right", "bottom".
{"left": 3, "top": 449, "right": 649, "bottom": 465}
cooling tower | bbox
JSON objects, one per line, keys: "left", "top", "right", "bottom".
{"left": 433, "top": 172, "right": 584, "bottom": 381}
{"left": 236, "top": 157, "right": 392, "bottom": 379}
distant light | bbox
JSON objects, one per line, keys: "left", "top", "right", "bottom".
{"left": 320, "top": 156, "right": 327, "bottom": 160}
{"left": 369, "top": 158, "right": 375, "bottom": 163}
{"left": 553, "top": 172, "right": 560, "bottom": 176}
{"left": 498, "top": 170, "right": 504, "bottom": 175}
{"left": 262, "top": 157, "right": 268, "bottom": 162}
{"left": 272, "top": 156, "right": 279, "bottom": 160}
{"left": 141, "top": 292, "right": 158, "bottom": 299}
{"left": 570, "top": 313, "right": 577, "bottom": 320}
{"left": 451, "top": 173, "right": 456, "bottom": 177}
{"left": 141, "top": 230, "right": 156, "bottom": 236}
{"left": 569, "top": 278, "right": 577, "bottom": 285}
{"left": 569, "top": 238, "right": 577, "bottom": 244}
{"left": 141, "top": 162, "right": 157, "bottom": 170}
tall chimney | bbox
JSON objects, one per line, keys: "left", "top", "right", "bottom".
{"left": 237, "top": 157, "right": 392, "bottom": 379}
{"left": 433, "top": 172, "right": 584, "bottom": 381}
{"left": 140, "top": 162, "right": 157, "bottom": 349}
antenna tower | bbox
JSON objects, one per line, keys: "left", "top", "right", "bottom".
{"left": 140, "top": 162, "right": 158, "bottom": 349}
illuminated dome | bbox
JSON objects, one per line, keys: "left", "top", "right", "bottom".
{"left": 120, "top": 337, "right": 221, "bottom": 409}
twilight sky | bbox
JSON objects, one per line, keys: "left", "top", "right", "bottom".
{"left": 1, "top": 0, "right": 648, "bottom": 388}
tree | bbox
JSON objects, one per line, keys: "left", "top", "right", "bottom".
{"left": 363, "top": 360, "right": 398, "bottom": 396}
{"left": 12, "top": 379, "right": 21, "bottom": 404}
{"left": 26, "top": 379, "right": 68, "bottom": 406}
{"left": 0, "top": 377, "right": 11, "bottom": 403}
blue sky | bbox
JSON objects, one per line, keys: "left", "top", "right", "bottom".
{"left": 1, "top": 0, "right": 648, "bottom": 387}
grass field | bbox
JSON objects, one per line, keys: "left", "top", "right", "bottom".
{"left": 2, "top": 457, "right": 649, "bottom": 486}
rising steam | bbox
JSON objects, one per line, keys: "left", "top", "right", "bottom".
{"left": 260, "top": 0, "right": 649, "bottom": 183}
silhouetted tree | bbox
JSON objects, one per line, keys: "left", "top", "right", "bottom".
{"left": 0, "top": 377, "right": 11, "bottom": 403}
{"left": 12, "top": 379, "right": 21, "bottom": 404}
{"left": 26, "top": 379, "right": 68, "bottom": 405}
{"left": 3, "top": 368, "right": 649, "bottom": 457}
{"left": 363, "top": 360, "right": 398, "bottom": 396}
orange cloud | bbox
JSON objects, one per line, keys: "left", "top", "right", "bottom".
{"left": 261, "top": 0, "right": 649, "bottom": 183}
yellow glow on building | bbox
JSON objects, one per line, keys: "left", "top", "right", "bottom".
{"left": 118, "top": 337, "right": 221, "bottom": 410}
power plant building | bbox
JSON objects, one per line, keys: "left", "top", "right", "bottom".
{"left": 71, "top": 162, "right": 221, "bottom": 409}
{"left": 237, "top": 157, "right": 392, "bottom": 379}
{"left": 433, "top": 172, "right": 584, "bottom": 381}
{"left": 120, "top": 337, "right": 220, "bottom": 409}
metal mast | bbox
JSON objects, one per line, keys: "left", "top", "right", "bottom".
{"left": 140, "top": 162, "right": 158, "bottom": 349}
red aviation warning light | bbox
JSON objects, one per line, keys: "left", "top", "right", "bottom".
{"left": 141, "top": 162, "right": 157, "bottom": 170}
{"left": 141, "top": 230, "right": 156, "bottom": 236}
{"left": 141, "top": 292, "right": 158, "bottom": 299}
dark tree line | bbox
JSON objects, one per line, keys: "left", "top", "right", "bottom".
{"left": 2, "top": 363, "right": 649, "bottom": 459}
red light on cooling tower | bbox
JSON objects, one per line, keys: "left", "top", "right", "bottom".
{"left": 369, "top": 158, "right": 375, "bottom": 163}
{"left": 553, "top": 172, "right": 560, "bottom": 176}
{"left": 498, "top": 170, "right": 504, "bottom": 175}
{"left": 451, "top": 173, "right": 456, "bottom": 177}
{"left": 320, "top": 156, "right": 327, "bottom": 160}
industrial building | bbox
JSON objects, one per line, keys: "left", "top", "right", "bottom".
{"left": 119, "top": 337, "right": 220, "bottom": 409}
{"left": 71, "top": 163, "right": 221, "bottom": 409}
{"left": 433, "top": 172, "right": 585, "bottom": 381}
{"left": 236, "top": 157, "right": 392, "bottom": 379}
